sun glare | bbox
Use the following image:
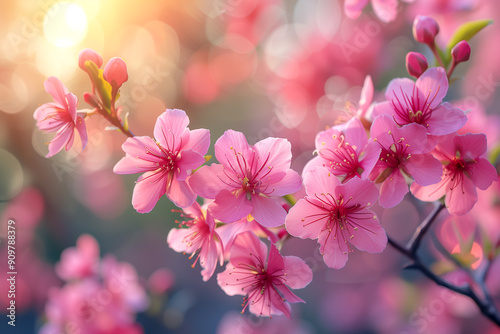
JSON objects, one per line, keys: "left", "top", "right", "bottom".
{"left": 43, "top": 2, "right": 88, "bottom": 48}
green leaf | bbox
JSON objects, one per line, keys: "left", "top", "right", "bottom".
{"left": 446, "top": 19, "right": 493, "bottom": 52}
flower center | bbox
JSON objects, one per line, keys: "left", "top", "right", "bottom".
{"left": 319, "top": 134, "right": 362, "bottom": 181}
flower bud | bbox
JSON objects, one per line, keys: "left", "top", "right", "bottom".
{"left": 103, "top": 57, "right": 128, "bottom": 90}
{"left": 413, "top": 15, "right": 439, "bottom": 45}
{"left": 78, "top": 49, "right": 103, "bottom": 71}
{"left": 406, "top": 52, "right": 428, "bottom": 78}
{"left": 83, "top": 92, "right": 99, "bottom": 108}
{"left": 451, "top": 40, "right": 471, "bottom": 64}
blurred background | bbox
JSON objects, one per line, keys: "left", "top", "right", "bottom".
{"left": 0, "top": 0, "right": 500, "bottom": 333}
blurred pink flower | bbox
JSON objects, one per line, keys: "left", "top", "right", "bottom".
{"left": 190, "top": 130, "right": 301, "bottom": 227}
{"left": 303, "top": 117, "right": 380, "bottom": 182}
{"left": 216, "top": 311, "right": 312, "bottom": 334}
{"left": 411, "top": 133, "right": 497, "bottom": 215}
{"left": 217, "top": 232, "right": 312, "bottom": 318}
{"left": 345, "top": 0, "right": 414, "bottom": 23}
{"left": 167, "top": 202, "right": 224, "bottom": 281}
{"left": 372, "top": 67, "right": 467, "bottom": 135}
{"left": 114, "top": 109, "right": 210, "bottom": 212}
{"left": 286, "top": 167, "right": 387, "bottom": 269}
{"left": 147, "top": 268, "right": 175, "bottom": 295}
{"left": 34, "top": 76, "right": 88, "bottom": 157}
{"left": 56, "top": 234, "right": 100, "bottom": 280}
{"left": 369, "top": 115, "right": 443, "bottom": 208}
{"left": 40, "top": 236, "right": 149, "bottom": 334}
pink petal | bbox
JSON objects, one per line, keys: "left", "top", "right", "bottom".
{"left": 303, "top": 166, "right": 341, "bottom": 198}
{"left": 65, "top": 93, "right": 77, "bottom": 122}
{"left": 214, "top": 130, "right": 251, "bottom": 170}
{"left": 209, "top": 189, "right": 253, "bottom": 223}
{"left": 176, "top": 150, "right": 205, "bottom": 181}
{"left": 285, "top": 199, "right": 325, "bottom": 239}
{"left": 184, "top": 128, "right": 210, "bottom": 155}
{"left": 359, "top": 75, "right": 374, "bottom": 117}
{"left": 405, "top": 153, "right": 443, "bottom": 186}
{"left": 470, "top": 158, "right": 497, "bottom": 190}
{"left": 44, "top": 76, "right": 69, "bottom": 107}
{"left": 454, "top": 133, "right": 487, "bottom": 160}
{"left": 167, "top": 228, "right": 191, "bottom": 253}
{"left": 46, "top": 125, "right": 73, "bottom": 157}
{"left": 270, "top": 170, "right": 302, "bottom": 196}
{"left": 166, "top": 176, "right": 196, "bottom": 208}
{"left": 302, "top": 156, "right": 324, "bottom": 179}
{"left": 250, "top": 195, "right": 287, "bottom": 228}
{"left": 385, "top": 78, "right": 416, "bottom": 105}
{"left": 253, "top": 137, "right": 293, "bottom": 174}
{"left": 132, "top": 170, "right": 168, "bottom": 213}
{"left": 337, "top": 177, "right": 379, "bottom": 207}
{"left": 344, "top": 0, "right": 369, "bottom": 19}
{"left": 416, "top": 67, "right": 448, "bottom": 109}
{"left": 189, "top": 164, "right": 231, "bottom": 198}
{"left": 217, "top": 264, "right": 244, "bottom": 296}
{"left": 427, "top": 103, "right": 467, "bottom": 136}
{"left": 267, "top": 243, "right": 285, "bottom": 271}
{"left": 282, "top": 256, "right": 313, "bottom": 289}
{"left": 371, "top": 100, "right": 394, "bottom": 119}
{"left": 229, "top": 231, "right": 267, "bottom": 268}
{"left": 347, "top": 212, "right": 387, "bottom": 252}
{"left": 64, "top": 126, "right": 75, "bottom": 151}
{"left": 274, "top": 284, "right": 304, "bottom": 304}
{"left": 319, "top": 230, "right": 349, "bottom": 269}
{"left": 372, "top": 0, "right": 398, "bottom": 23}
{"left": 378, "top": 170, "right": 409, "bottom": 208}
{"left": 154, "top": 109, "right": 190, "bottom": 152}
{"left": 75, "top": 116, "right": 88, "bottom": 150}
{"left": 445, "top": 177, "right": 477, "bottom": 215}
{"left": 113, "top": 136, "right": 162, "bottom": 174}
{"left": 200, "top": 239, "right": 221, "bottom": 281}
{"left": 410, "top": 180, "right": 446, "bottom": 203}
{"left": 359, "top": 141, "right": 381, "bottom": 178}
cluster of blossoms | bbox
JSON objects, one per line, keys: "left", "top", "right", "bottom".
{"left": 39, "top": 235, "right": 149, "bottom": 334}
{"left": 33, "top": 15, "right": 498, "bottom": 321}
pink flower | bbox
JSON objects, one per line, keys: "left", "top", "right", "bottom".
{"left": 411, "top": 133, "right": 497, "bottom": 215}
{"left": 372, "top": 67, "right": 467, "bottom": 135}
{"left": 34, "top": 76, "right": 88, "bottom": 157}
{"left": 55, "top": 234, "right": 99, "bottom": 280}
{"left": 217, "top": 231, "right": 312, "bottom": 318}
{"left": 167, "top": 202, "right": 224, "bottom": 281}
{"left": 369, "top": 115, "right": 443, "bottom": 208}
{"left": 303, "top": 117, "right": 381, "bottom": 183}
{"left": 285, "top": 167, "right": 387, "bottom": 269}
{"left": 104, "top": 57, "right": 129, "bottom": 90}
{"left": 78, "top": 48, "right": 103, "bottom": 71}
{"left": 344, "top": 0, "right": 414, "bottom": 23}
{"left": 189, "top": 130, "right": 302, "bottom": 227}
{"left": 114, "top": 109, "right": 210, "bottom": 212}
{"left": 451, "top": 40, "right": 471, "bottom": 64}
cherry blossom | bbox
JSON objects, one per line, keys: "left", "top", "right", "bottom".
{"left": 114, "top": 109, "right": 210, "bottom": 212}
{"left": 411, "top": 133, "right": 497, "bottom": 215}
{"left": 286, "top": 167, "right": 387, "bottom": 269}
{"left": 189, "top": 130, "right": 301, "bottom": 227}
{"left": 167, "top": 202, "right": 224, "bottom": 281}
{"left": 217, "top": 231, "right": 312, "bottom": 318}
{"left": 34, "top": 76, "right": 88, "bottom": 157}
{"left": 372, "top": 67, "right": 467, "bottom": 135}
{"left": 369, "top": 115, "right": 443, "bottom": 208}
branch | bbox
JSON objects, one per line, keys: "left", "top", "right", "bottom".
{"left": 387, "top": 202, "right": 500, "bottom": 327}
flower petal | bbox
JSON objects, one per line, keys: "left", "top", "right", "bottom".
{"left": 286, "top": 198, "right": 326, "bottom": 240}
{"left": 75, "top": 116, "right": 88, "bottom": 150}
{"left": 214, "top": 130, "right": 251, "bottom": 171}
{"left": 378, "top": 170, "right": 408, "bottom": 208}
{"left": 410, "top": 180, "right": 446, "bottom": 203}
{"left": 406, "top": 153, "right": 443, "bottom": 186}
{"left": 154, "top": 109, "right": 190, "bottom": 152}
{"left": 113, "top": 136, "right": 162, "bottom": 174}
{"left": 46, "top": 125, "right": 73, "bottom": 157}
{"left": 347, "top": 212, "right": 387, "bottom": 253}
{"left": 319, "top": 230, "right": 349, "bottom": 269}
{"left": 344, "top": 0, "right": 369, "bottom": 19}
{"left": 189, "top": 164, "right": 231, "bottom": 198}
{"left": 270, "top": 170, "right": 302, "bottom": 196}
{"left": 209, "top": 189, "right": 253, "bottom": 224}
{"left": 44, "top": 76, "right": 69, "bottom": 107}
{"left": 282, "top": 256, "right": 313, "bottom": 289}
{"left": 176, "top": 150, "right": 205, "bottom": 181}
{"left": 250, "top": 195, "right": 287, "bottom": 228}
{"left": 166, "top": 176, "right": 196, "bottom": 208}
{"left": 132, "top": 170, "right": 168, "bottom": 213}
{"left": 416, "top": 67, "right": 448, "bottom": 110}
{"left": 427, "top": 103, "right": 467, "bottom": 136}
{"left": 470, "top": 158, "right": 497, "bottom": 190}
{"left": 445, "top": 177, "right": 477, "bottom": 215}
{"left": 184, "top": 128, "right": 210, "bottom": 155}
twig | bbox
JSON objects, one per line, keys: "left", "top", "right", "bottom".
{"left": 387, "top": 202, "right": 500, "bottom": 327}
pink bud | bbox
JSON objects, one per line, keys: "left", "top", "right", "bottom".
{"left": 406, "top": 52, "right": 428, "bottom": 78}
{"left": 83, "top": 92, "right": 99, "bottom": 108}
{"left": 103, "top": 57, "right": 128, "bottom": 89}
{"left": 451, "top": 40, "right": 471, "bottom": 64}
{"left": 78, "top": 49, "right": 103, "bottom": 70}
{"left": 413, "top": 15, "right": 439, "bottom": 45}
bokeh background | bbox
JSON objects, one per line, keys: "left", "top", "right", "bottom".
{"left": 1, "top": 0, "right": 500, "bottom": 333}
